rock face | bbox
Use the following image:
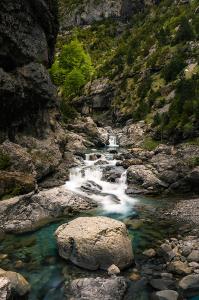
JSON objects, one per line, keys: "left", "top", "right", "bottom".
{"left": 0, "top": 187, "right": 97, "bottom": 233}
{"left": 58, "top": 0, "right": 160, "bottom": 30}
{"left": 58, "top": 0, "right": 146, "bottom": 30}
{"left": 124, "top": 142, "right": 199, "bottom": 195}
{"left": 68, "top": 277, "right": 128, "bottom": 300}
{"left": 0, "top": 0, "right": 58, "bottom": 140}
{"left": 55, "top": 216, "right": 133, "bottom": 270}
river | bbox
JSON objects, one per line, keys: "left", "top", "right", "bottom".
{"left": 0, "top": 136, "right": 196, "bottom": 299}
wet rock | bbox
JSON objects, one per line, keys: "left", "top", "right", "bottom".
{"left": 68, "top": 277, "right": 127, "bottom": 300}
{"left": 143, "top": 248, "right": 156, "bottom": 257}
{"left": 120, "top": 159, "right": 143, "bottom": 169}
{"left": 150, "top": 278, "right": 176, "bottom": 291}
{"left": 0, "top": 186, "right": 96, "bottom": 233}
{"left": 0, "top": 277, "right": 11, "bottom": 300}
{"left": 187, "top": 250, "right": 199, "bottom": 262}
{"left": 102, "top": 166, "right": 123, "bottom": 183}
{"left": 67, "top": 117, "right": 106, "bottom": 147}
{"left": 115, "top": 121, "right": 148, "bottom": 148}
{"left": 152, "top": 290, "right": 179, "bottom": 300}
{"left": 129, "top": 273, "right": 141, "bottom": 281}
{"left": 94, "top": 160, "right": 108, "bottom": 166}
{"left": 127, "top": 165, "right": 168, "bottom": 194}
{"left": 168, "top": 261, "right": 192, "bottom": 275}
{"left": 55, "top": 216, "right": 133, "bottom": 270}
{"left": 81, "top": 180, "right": 102, "bottom": 194}
{"left": 0, "top": 268, "right": 30, "bottom": 296}
{"left": 0, "top": 171, "right": 36, "bottom": 199}
{"left": 124, "top": 219, "right": 144, "bottom": 230}
{"left": 179, "top": 274, "right": 199, "bottom": 295}
{"left": 125, "top": 187, "right": 147, "bottom": 196}
{"left": 108, "top": 264, "right": 120, "bottom": 276}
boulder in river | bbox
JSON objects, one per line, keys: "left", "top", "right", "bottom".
{"left": 179, "top": 274, "right": 199, "bottom": 296}
{"left": 55, "top": 216, "right": 133, "bottom": 270}
{"left": 152, "top": 290, "right": 179, "bottom": 300}
{"left": 0, "top": 268, "right": 30, "bottom": 297}
{"left": 0, "top": 186, "right": 97, "bottom": 233}
{"left": 81, "top": 180, "right": 102, "bottom": 194}
{"left": 68, "top": 277, "right": 127, "bottom": 300}
{"left": 0, "top": 277, "right": 11, "bottom": 300}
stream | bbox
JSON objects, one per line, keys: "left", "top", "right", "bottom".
{"left": 0, "top": 136, "right": 195, "bottom": 299}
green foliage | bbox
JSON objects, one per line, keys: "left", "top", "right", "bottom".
{"left": 50, "top": 39, "right": 94, "bottom": 98}
{"left": 188, "top": 157, "right": 199, "bottom": 168}
{"left": 63, "top": 68, "right": 86, "bottom": 97}
{"left": 174, "top": 17, "right": 195, "bottom": 43}
{"left": 161, "top": 75, "right": 199, "bottom": 139}
{"left": 141, "top": 137, "right": 160, "bottom": 151}
{"left": 0, "top": 151, "right": 11, "bottom": 170}
{"left": 161, "top": 52, "right": 186, "bottom": 82}
{"left": 60, "top": 99, "right": 78, "bottom": 123}
{"left": 55, "top": 0, "right": 198, "bottom": 138}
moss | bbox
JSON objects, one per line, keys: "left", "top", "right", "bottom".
{"left": 187, "top": 157, "right": 199, "bottom": 168}
{"left": 141, "top": 137, "right": 160, "bottom": 151}
{"left": 0, "top": 151, "right": 11, "bottom": 170}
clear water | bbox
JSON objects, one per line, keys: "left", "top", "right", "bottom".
{"left": 0, "top": 146, "right": 197, "bottom": 299}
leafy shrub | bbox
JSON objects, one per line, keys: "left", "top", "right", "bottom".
{"left": 188, "top": 157, "right": 199, "bottom": 168}
{"left": 50, "top": 39, "right": 94, "bottom": 98}
{"left": 141, "top": 137, "right": 160, "bottom": 151}
{"left": 161, "top": 52, "right": 186, "bottom": 82}
{"left": 60, "top": 100, "right": 78, "bottom": 123}
{"left": 0, "top": 151, "right": 11, "bottom": 170}
{"left": 174, "top": 17, "right": 194, "bottom": 43}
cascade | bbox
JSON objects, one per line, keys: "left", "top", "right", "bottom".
{"left": 108, "top": 135, "right": 119, "bottom": 148}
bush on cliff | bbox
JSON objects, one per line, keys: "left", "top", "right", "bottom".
{"left": 50, "top": 39, "right": 94, "bottom": 98}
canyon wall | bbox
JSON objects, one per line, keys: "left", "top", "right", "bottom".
{"left": 0, "top": 0, "right": 59, "bottom": 141}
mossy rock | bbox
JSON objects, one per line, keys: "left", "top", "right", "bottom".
{"left": 0, "top": 171, "right": 36, "bottom": 200}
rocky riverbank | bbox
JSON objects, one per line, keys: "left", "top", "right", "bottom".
{"left": 113, "top": 122, "right": 199, "bottom": 196}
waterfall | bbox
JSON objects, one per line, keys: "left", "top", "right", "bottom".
{"left": 108, "top": 135, "right": 119, "bottom": 147}
{"left": 65, "top": 149, "right": 136, "bottom": 216}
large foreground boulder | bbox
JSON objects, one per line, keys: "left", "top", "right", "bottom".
{"left": 0, "top": 187, "right": 96, "bottom": 233}
{"left": 68, "top": 277, "right": 127, "bottom": 300}
{"left": 55, "top": 216, "right": 133, "bottom": 270}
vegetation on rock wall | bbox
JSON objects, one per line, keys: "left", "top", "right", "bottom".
{"left": 50, "top": 39, "right": 94, "bottom": 121}
{"left": 53, "top": 0, "right": 199, "bottom": 141}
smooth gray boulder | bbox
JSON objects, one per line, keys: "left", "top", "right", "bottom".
{"left": 68, "top": 277, "right": 127, "bottom": 300}
{"left": 179, "top": 274, "right": 199, "bottom": 295}
{"left": 152, "top": 290, "right": 179, "bottom": 300}
{"left": 55, "top": 216, "right": 133, "bottom": 270}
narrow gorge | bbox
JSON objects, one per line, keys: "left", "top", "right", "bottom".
{"left": 0, "top": 0, "right": 199, "bottom": 300}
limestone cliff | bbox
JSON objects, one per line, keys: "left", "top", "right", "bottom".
{"left": 0, "top": 0, "right": 59, "bottom": 141}
{"left": 58, "top": 0, "right": 149, "bottom": 30}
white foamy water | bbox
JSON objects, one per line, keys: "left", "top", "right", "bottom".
{"left": 65, "top": 148, "right": 137, "bottom": 216}
{"left": 108, "top": 135, "right": 119, "bottom": 148}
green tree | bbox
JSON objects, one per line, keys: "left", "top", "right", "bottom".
{"left": 175, "top": 17, "right": 194, "bottom": 43}
{"left": 51, "top": 39, "right": 94, "bottom": 97}
{"left": 63, "top": 68, "right": 86, "bottom": 97}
